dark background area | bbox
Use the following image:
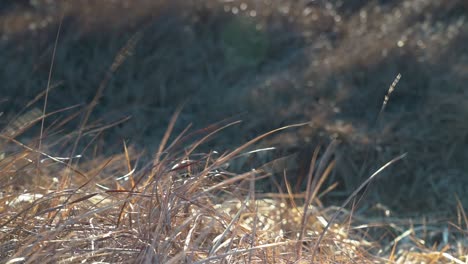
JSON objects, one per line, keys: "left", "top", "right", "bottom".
{"left": 1, "top": 0, "right": 468, "bottom": 218}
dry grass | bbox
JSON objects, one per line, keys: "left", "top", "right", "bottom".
{"left": 0, "top": 107, "right": 368, "bottom": 262}
{"left": 1, "top": 0, "right": 468, "bottom": 263}
{"left": 0, "top": 106, "right": 467, "bottom": 263}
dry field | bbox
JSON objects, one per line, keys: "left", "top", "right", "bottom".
{"left": 1, "top": 0, "right": 468, "bottom": 263}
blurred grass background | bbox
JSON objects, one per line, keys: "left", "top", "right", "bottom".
{"left": 1, "top": 0, "right": 467, "bottom": 218}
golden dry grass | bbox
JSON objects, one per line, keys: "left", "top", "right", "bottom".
{"left": 0, "top": 108, "right": 467, "bottom": 263}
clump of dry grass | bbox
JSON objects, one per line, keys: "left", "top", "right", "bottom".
{"left": 0, "top": 108, "right": 467, "bottom": 263}
{"left": 0, "top": 111, "right": 373, "bottom": 263}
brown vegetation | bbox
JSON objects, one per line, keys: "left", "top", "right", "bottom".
{"left": 1, "top": 0, "right": 468, "bottom": 263}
